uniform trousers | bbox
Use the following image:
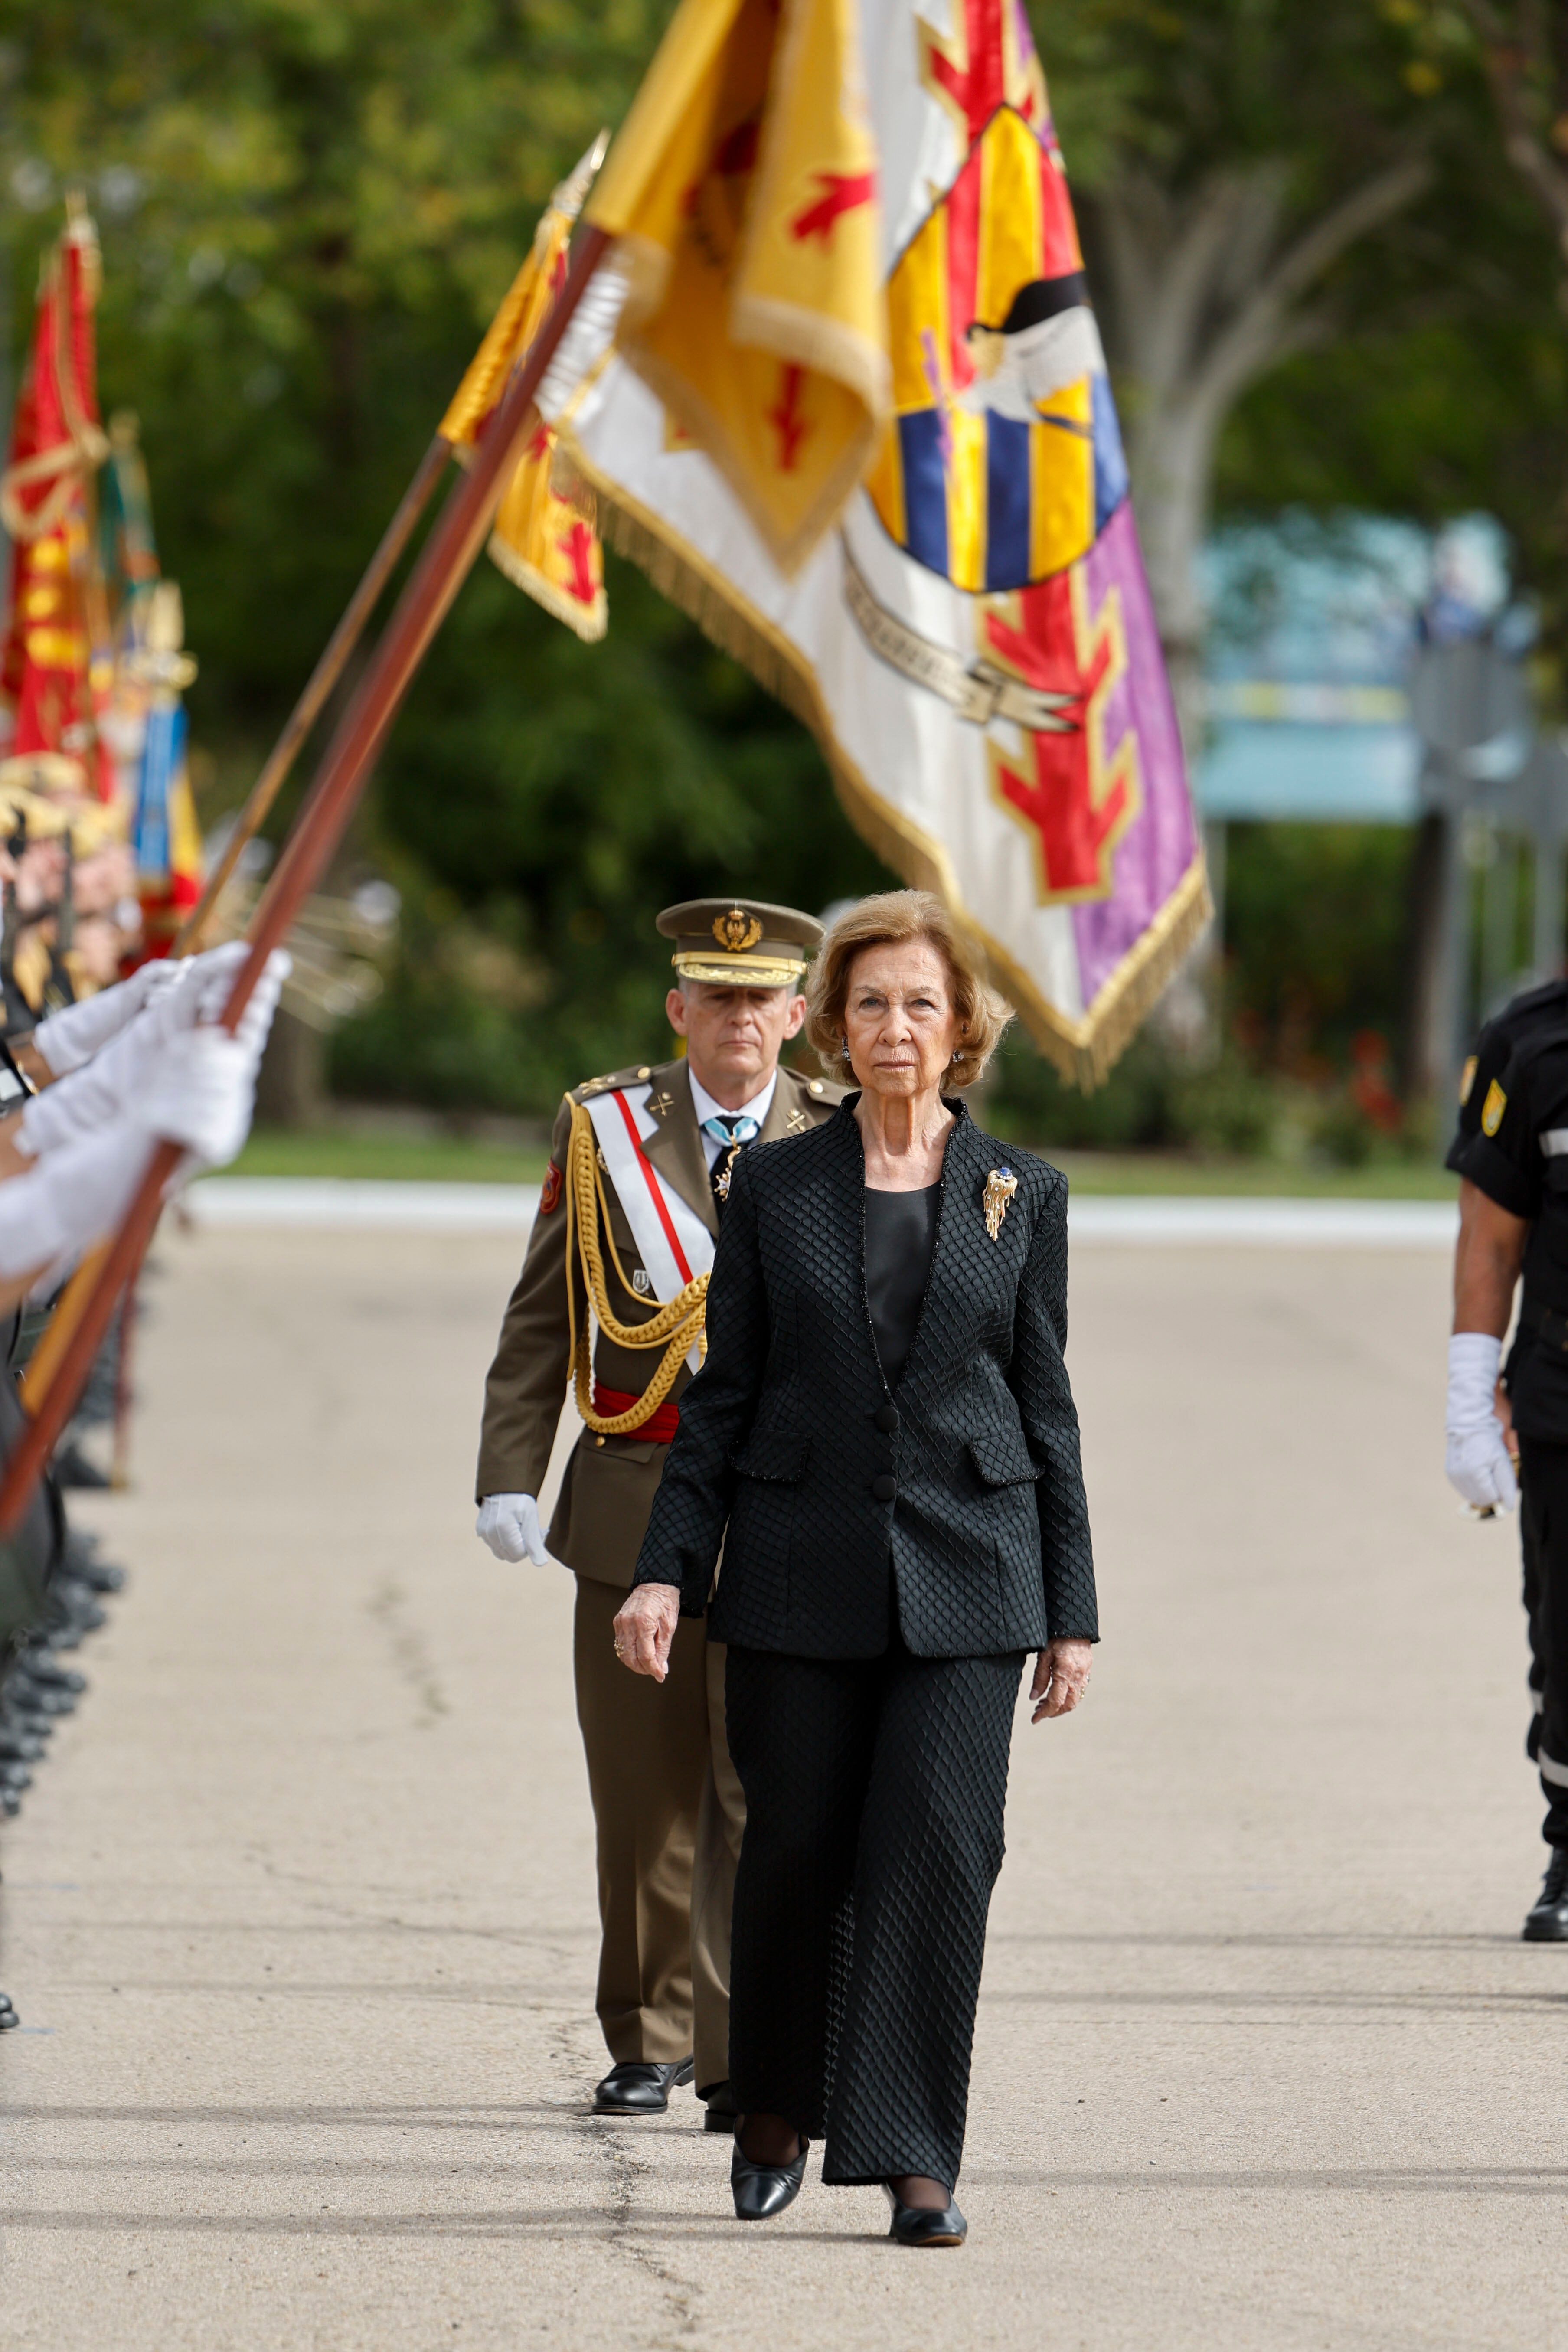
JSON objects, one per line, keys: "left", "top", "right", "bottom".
{"left": 1517, "top": 1443, "right": 1568, "bottom": 1845}
{"left": 725, "top": 1633, "right": 1025, "bottom": 2191}
{"left": 572, "top": 1574, "right": 744, "bottom": 2088}
{"left": 1521, "top": 1474, "right": 1545, "bottom": 1763}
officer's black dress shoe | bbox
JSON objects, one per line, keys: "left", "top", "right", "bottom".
{"left": 883, "top": 2184, "right": 967, "bottom": 2246}
{"left": 731, "top": 2128, "right": 809, "bottom": 2219}
{"left": 701, "top": 2080, "right": 738, "bottom": 2133}
{"left": 592, "top": 2058, "right": 694, "bottom": 2114}
{"left": 1523, "top": 1847, "right": 1568, "bottom": 1940}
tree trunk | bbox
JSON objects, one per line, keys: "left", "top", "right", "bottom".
{"left": 255, "top": 1006, "right": 326, "bottom": 1129}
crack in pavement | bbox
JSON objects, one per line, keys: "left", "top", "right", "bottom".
{"left": 559, "top": 2019, "right": 706, "bottom": 2346}
{"left": 367, "top": 1578, "right": 449, "bottom": 1725}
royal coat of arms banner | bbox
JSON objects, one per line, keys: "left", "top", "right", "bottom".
{"left": 565, "top": 0, "right": 1208, "bottom": 1083}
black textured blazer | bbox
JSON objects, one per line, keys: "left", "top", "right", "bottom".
{"left": 631, "top": 1096, "right": 1097, "bottom": 1660}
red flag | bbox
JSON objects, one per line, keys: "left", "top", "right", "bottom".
{"left": 0, "top": 198, "right": 111, "bottom": 802}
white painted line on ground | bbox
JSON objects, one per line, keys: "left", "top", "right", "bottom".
{"left": 186, "top": 1178, "right": 542, "bottom": 1231}
{"left": 1066, "top": 1197, "right": 1457, "bottom": 1247}
{"left": 187, "top": 1176, "right": 1458, "bottom": 1247}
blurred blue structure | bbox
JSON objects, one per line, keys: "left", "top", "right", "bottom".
{"left": 1195, "top": 514, "right": 1511, "bottom": 824}
{"left": 1193, "top": 513, "right": 1556, "bottom": 1101}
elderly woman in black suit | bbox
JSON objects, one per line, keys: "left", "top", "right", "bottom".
{"left": 613, "top": 889, "right": 1096, "bottom": 2246}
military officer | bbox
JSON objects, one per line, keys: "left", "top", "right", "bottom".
{"left": 1447, "top": 1008, "right": 1568, "bottom": 1937}
{"left": 474, "top": 899, "right": 843, "bottom": 2122}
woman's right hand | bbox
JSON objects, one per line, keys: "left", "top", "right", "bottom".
{"left": 613, "top": 1583, "right": 682, "bottom": 1681}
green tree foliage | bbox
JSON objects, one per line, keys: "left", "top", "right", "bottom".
{"left": 0, "top": 0, "right": 896, "bottom": 1105}
{"left": 0, "top": 0, "right": 1558, "bottom": 1120}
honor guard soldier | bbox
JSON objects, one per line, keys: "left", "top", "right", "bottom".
{"left": 1447, "top": 1004, "right": 1568, "bottom": 1936}
{"left": 1447, "top": 979, "right": 1568, "bottom": 1800}
{"left": 474, "top": 899, "right": 843, "bottom": 2122}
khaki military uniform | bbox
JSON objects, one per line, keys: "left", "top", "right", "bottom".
{"left": 477, "top": 1052, "right": 842, "bottom": 2089}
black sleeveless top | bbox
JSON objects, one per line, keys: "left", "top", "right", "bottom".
{"left": 863, "top": 1183, "right": 940, "bottom": 1393}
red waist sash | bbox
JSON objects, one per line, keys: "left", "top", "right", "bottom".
{"left": 592, "top": 1382, "right": 679, "bottom": 1444}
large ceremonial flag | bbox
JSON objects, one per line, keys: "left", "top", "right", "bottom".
{"left": 441, "top": 147, "right": 608, "bottom": 642}
{"left": 559, "top": 0, "right": 1206, "bottom": 1083}
{"left": 0, "top": 198, "right": 113, "bottom": 804}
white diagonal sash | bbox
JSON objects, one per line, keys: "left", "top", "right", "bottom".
{"left": 585, "top": 1083, "right": 714, "bottom": 1371}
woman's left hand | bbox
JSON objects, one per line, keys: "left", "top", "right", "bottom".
{"left": 1030, "top": 1639, "right": 1091, "bottom": 1722}
{"left": 612, "top": 1583, "right": 682, "bottom": 1681}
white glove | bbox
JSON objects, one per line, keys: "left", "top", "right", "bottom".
{"left": 19, "top": 945, "right": 288, "bottom": 1160}
{"left": 135, "top": 1029, "right": 256, "bottom": 1172}
{"left": 476, "top": 1492, "right": 550, "bottom": 1565}
{"left": 30, "top": 957, "right": 189, "bottom": 1077}
{"left": 1445, "top": 1331, "right": 1519, "bottom": 1511}
{"left": 0, "top": 1121, "right": 155, "bottom": 1284}
{"left": 133, "top": 951, "right": 291, "bottom": 1173}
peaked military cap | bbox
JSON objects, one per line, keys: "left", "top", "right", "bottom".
{"left": 657, "top": 898, "right": 823, "bottom": 990}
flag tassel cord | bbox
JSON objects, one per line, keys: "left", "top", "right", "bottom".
{"left": 0, "top": 225, "right": 615, "bottom": 1538}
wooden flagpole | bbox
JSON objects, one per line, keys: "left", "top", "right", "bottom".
{"left": 172, "top": 433, "right": 453, "bottom": 955}
{"left": 0, "top": 225, "right": 612, "bottom": 1536}
{"left": 19, "top": 440, "right": 454, "bottom": 1419}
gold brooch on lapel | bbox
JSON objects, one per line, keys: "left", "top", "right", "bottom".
{"left": 983, "top": 1167, "right": 1018, "bottom": 1241}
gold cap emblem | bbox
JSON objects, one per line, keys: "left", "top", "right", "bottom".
{"left": 712, "top": 907, "right": 764, "bottom": 954}
{"left": 658, "top": 897, "right": 820, "bottom": 987}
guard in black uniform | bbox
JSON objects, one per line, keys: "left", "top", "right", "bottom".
{"left": 1447, "top": 979, "right": 1568, "bottom": 1779}
{"left": 1450, "top": 1010, "right": 1568, "bottom": 1935}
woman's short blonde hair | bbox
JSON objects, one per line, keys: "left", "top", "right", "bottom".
{"left": 804, "top": 889, "right": 1014, "bottom": 1089}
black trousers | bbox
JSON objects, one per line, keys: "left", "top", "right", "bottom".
{"left": 1517, "top": 1441, "right": 1568, "bottom": 1845}
{"left": 725, "top": 1635, "right": 1025, "bottom": 2190}
{"left": 1521, "top": 1471, "right": 1545, "bottom": 1764}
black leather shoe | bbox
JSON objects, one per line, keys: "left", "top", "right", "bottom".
{"left": 731, "top": 2130, "right": 808, "bottom": 2219}
{"left": 884, "top": 2184, "right": 967, "bottom": 2246}
{"left": 74, "top": 1559, "right": 126, "bottom": 1596}
{"left": 702, "top": 2081, "right": 739, "bottom": 2133}
{"left": 1524, "top": 1848, "right": 1568, "bottom": 1940}
{"left": 3, "top": 1676, "right": 74, "bottom": 1718}
{"left": 592, "top": 2058, "right": 694, "bottom": 2114}
{"left": 53, "top": 1441, "right": 109, "bottom": 1490}
{"left": 18, "top": 1652, "right": 85, "bottom": 1694}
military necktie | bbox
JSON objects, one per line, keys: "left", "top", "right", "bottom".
{"left": 701, "top": 1113, "right": 760, "bottom": 1214}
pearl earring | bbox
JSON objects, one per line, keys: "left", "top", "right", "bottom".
{"left": 840, "top": 1038, "right": 851, "bottom": 1061}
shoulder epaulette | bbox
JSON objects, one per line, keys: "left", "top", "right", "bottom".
{"left": 782, "top": 1066, "right": 846, "bottom": 1107}
{"left": 570, "top": 1062, "right": 658, "bottom": 1105}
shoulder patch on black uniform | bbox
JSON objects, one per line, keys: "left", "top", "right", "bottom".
{"left": 1459, "top": 1055, "right": 1477, "bottom": 1107}
{"left": 539, "top": 1160, "right": 563, "bottom": 1215}
{"left": 1482, "top": 1078, "right": 1506, "bottom": 1137}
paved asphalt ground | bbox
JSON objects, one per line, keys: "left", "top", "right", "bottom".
{"left": 0, "top": 1222, "right": 1561, "bottom": 2351}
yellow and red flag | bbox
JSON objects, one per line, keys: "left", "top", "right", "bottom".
{"left": 0, "top": 197, "right": 112, "bottom": 803}
{"left": 552, "top": 0, "right": 1207, "bottom": 1084}
{"left": 441, "top": 145, "right": 608, "bottom": 642}
{"left": 583, "top": 0, "right": 888, "bottom": 572}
